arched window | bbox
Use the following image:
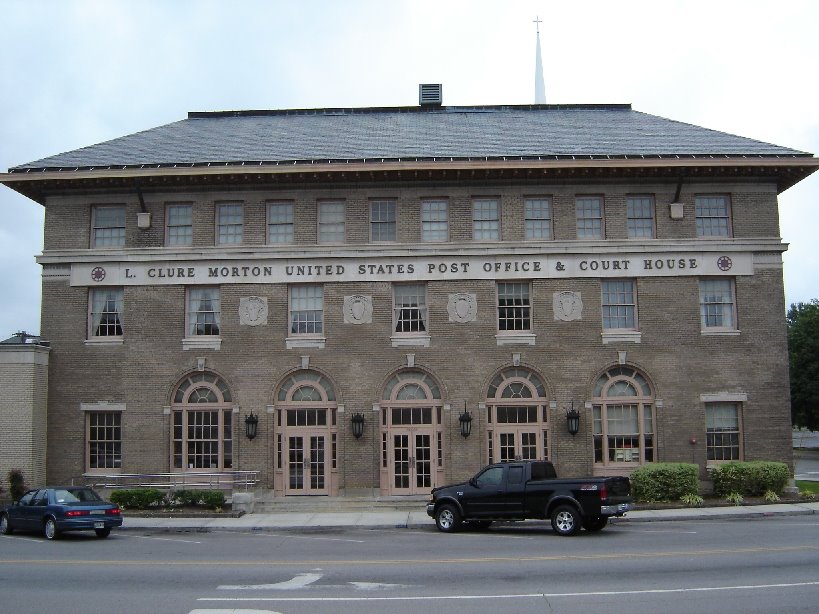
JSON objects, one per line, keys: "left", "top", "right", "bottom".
{"left": 171, "top": 372, "right": 233, "bottom": 471}
{"left": 592, "top": 366, "right": 655, "bottom": 465}
{"left": 485, "top": 367, "right": 550, "bottom": 463}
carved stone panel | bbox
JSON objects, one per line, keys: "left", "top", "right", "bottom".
{"left": 344, "top": 295, "right": 373, "bottom": 324}
{"left": 447, "top": 293, "right": 477, "bottom": 323}
{"left": 553, "top": 291, "right": 583, "bottom": 321}
{"left": 239, "top": 296, "right": 268, "bottom": 326}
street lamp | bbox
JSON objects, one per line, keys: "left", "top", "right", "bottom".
{"left": 459, "top": 410, "right": 473, "bottom": 438}
{"left": 244, "top": 411, "right": 259, "bottom": 440}
{"left": 566, "top": 402, "right": 580, "bottom": 436}
{"left": 351, "top": 413, "right": 365, "bottom": 439}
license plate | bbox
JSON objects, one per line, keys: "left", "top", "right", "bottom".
{"left": 90, "top": 510, "right": 104, "bottom": 515}
{"left": 94, "top": 522, "right": 104, "bottom": 529}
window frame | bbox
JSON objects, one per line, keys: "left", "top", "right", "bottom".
{"left": 393, "top": 283, "right": 428, "bottom": 334}
{"left": 699, "top": 278, "right": 737, "bottom": 332}
{"left": 626, "top": 195, "right": 656, "bottom": 239}
{"left": 524, "top": 197, "right": 553, "bottom": 240}
{"left": 421, "top": 199, "right": 449, "bottom": 242}
{"left": 695, "top": 195, "right": 732, "bottom": 238}
{"left": 267, "top": 201, "right": 295, "bottom": 245}
{"left": 186, "top": 286, "right": 221, "bottom": 337}
{"left": 88, "top": 287, "right": 124, "bottom": 339}
{"left": 496, "top": 282, "right": 532, "bottom": 333}
{"left": 472, "top": 198, "right": 500, "bottom": 241}
{"left": 215, "top": 202, "right": 243, "bottom": 245}
{"left": 166, "top": 203, "right": 193, "bottom": 247}
{"left": 91, "top": 205, "right": 126, "bottom": 248}
{"left": 576, "top": 196, "right": 604, "bottom": 239}
{"left": 601, "top": 279, "right": 638, "bottom": 331}
{"left": 289, "top": 285, "right": 324, "bottom": 336}
{"left": 86, "top": 411, "right": 122, "bottom": 473}
{"left": 370, "top": 200, "right": 397, "bottom": 243}
{"left": 705, "top": 402, "right": 742, "bottom": 462}
{"left": 318, "top": 200, "right": 346, "bottom": 244}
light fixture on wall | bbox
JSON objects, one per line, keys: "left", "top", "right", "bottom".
{"left": 459, "top": 410, "right": 473, "bottom": 438}
{"left": 244, "top": 411, "right": 259, "bottom": 440}
{"left": 566, "top": 402, "right": 580, "bottom": 436}
{"left": 351, "top": 413, "right": 365, "bottom": 439}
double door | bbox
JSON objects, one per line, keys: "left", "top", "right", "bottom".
{"left": 494, "top": 427, "right": 544, "bottom": 463}
{"left": 285, "top": 432, "right": 328, "bottom": 495}
{"left": 389, "top": 428, "right": 433, "bottom": 495}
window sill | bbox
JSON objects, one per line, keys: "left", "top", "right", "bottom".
{"left": 391, "top": 334, "right": 431, "bottom": 348}
{"left": 701, "top": 329, "right": 741, "bottom": 336}
{"left": 84, "top": 338, "right": 124, "bottom": 347}
{"left": 286, "top": 336, "right": 326, "bottom": 349}
{"left": 601, "top": 331, "right": 642, "bottom": 344}
{"left": 495, "top": 332, "right": 536, "bottom": 346}
{"left": 182, "top": 337, "right": 222, "bottom": 350}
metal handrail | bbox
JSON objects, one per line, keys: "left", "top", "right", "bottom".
{"left": 81, "top": 471, "right": 259, "bottom": 492}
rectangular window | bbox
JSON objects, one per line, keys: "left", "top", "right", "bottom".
{"left": 92, "top": 205, "right": 126, "bottom": 247}
{"left": 318, "top": 201, "right": 345, "bottom": 243}
{"left": 421, "top": 200, "right": 448, "bottom": 242}
{"left": 602, "top": 280, "right": 637, "bottom": 330}
{"left": 216, "top": 202, "right": 243, "bottom": 245}
{"left": 166, "top": 204, "right": 193, "bottom": 246}
{"left": 394, "top": 283, "right": 427, "bottom": 333}
{"left": 187, "top": 287, "right": 221, "bottom": 336}
{"left": 627, "top": 195, "right": 655, "bottom": 239}
{"left": 172, "top": 409, "right": 232, "bottom": 470}
{"left": 473, "top": 198, "right": 499, "bottom": 240}
{"left": 89, "top": 288, "right": 123, "bottom": 338}
{"left": 525, "top": 198, "right": 552, "bottom": 239}
{"left": 290, "top": 285, "right": 323, "bottom": 334}
{"left": 706, "top": 403, "right": 741, "bottom": 461}
{"left": 88, "top": 412, "right": 122, "bottom": 470}
{"left": 267, "top": 201, "right": 294, "bottom": 244}
{"left": 700, "top": 279, "right": 736, "bottom": 329}
{"left": 576, "top": 196, "right": 604, "bottom": 239}
{"left": 497, "top": 282, "right": 531, "bottom": 331}
{"left": 696, "top": 195, "right": 731, "bottom": 237}
{"left": 370, "top": 200, "right": 396, "bottom": 242}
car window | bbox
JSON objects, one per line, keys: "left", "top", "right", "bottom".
{"left": 476, "top": 466, "right": 504, "bottom": 487}
{"left": 18, "top": 491, "right": 36, "bottom": 506}
{"left": 31, "top": 490, "right": 49, "bottom": 506}
{"left": 54, "top": 489, "right": 80, "bottom": 504}
{"left": 65, "top": 488, "right": 102, "bottom": 503}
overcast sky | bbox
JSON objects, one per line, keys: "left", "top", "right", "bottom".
{"left": 1, "top": 0, "right": 817, "bottom": 338}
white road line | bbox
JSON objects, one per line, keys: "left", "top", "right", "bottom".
{"left": 211, "top": 531, "right": 364, "bottom": 543}
{"left": 219, "top": 573, "right": 322, "bottom": 590}
{"left": 0, "top": 535, "right": 45, "bottom": 544}
{"left": 120, "top": 534, "right": 202, "bottom": 544}
{"left": 190, "top": 610, "right": 283, "bottom": 613}
{"left": 199, "top": 580, "right": 819, "bottom": 602}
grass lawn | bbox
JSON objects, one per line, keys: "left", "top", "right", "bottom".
{"left": 796, "top": 480, "right": 819, "bottom": 495}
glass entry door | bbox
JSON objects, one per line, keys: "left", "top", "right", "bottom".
{"left": 390, "top": 429, "right": 432, "bottom": 495}
{"left": 497, "top": 428, "right": 540, "bottom": 462}
{"left": 286, "top": 432, "right": 328, "bottom": 494}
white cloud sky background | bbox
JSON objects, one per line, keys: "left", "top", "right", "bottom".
{"left": 1, "top": 0, "right": 817, "bottom": 338}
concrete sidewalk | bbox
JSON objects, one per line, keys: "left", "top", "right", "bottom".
{"left": 121, "top": 501, "right": 819, "bottom": 533}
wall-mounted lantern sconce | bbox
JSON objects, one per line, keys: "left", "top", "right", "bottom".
{"left": 566, "top": 402, "right": 580, "bottom": 436}
{"left": 244, "top": 411, "right": 259, "bottom": 440}
{"left": 459, "top": 410, "right": 473, "bottom": 438}
{"left": 351, "top": 413, "right": 365, "bottom": 439}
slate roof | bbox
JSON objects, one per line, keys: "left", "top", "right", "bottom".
{"left": 8, "top": 104, "right": 812, "bottom": 173}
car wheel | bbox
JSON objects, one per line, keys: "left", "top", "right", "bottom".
{"left": 435, "top": 504, "right": 462, "bottom": 533}
{"left": 95, "top": 528, "right": 111, "bottom": 538}
{"left": 0, "top": 513, "right": 12, "bottom": 535}
{"left": 584, "top": 516, "right": 608, "bottom": 532}
{"left": 551, "top": 505, "right": 581, "bottom": 536}
{"left": 44, "top": 517, "right": 60, "bottom": 540}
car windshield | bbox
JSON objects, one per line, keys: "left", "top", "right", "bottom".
{"left": 54, "top": 488, "right": 103, "bottom": 504}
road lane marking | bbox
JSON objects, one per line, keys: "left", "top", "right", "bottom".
{"left": 120, "top": 534, "right": 202, "bottom": 544}
{"left": 199, "top": 580, "right": 819, "bottom": 602}
{"left": 3, "top": 543, "right": 819, "bottom": 567}
{"left": 1, "top": 535, "right": 45, "bottom": 544}
{"left": 211, "top": 531, "right": 364, "bottom": 543}
{"left": 219, "top": 573, "right": 322, "bottom": 590}
{"left": 190, "top": 610, "right": 283, "bottom": 613}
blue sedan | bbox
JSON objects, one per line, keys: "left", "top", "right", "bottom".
{"left": 0, "top": 487, "right": 123, "bottom": 539}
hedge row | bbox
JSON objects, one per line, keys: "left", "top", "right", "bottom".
{"left": 710, "top": 461, "right": 790, "bottom": 496}
{"left": 630, "top": 463, "right": 699, "bottom": 502}
{"left": 109, "top": 488, "right": 225, "bottom": 509}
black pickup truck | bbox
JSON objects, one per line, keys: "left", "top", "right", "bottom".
{"left": 426, "top": 460, "right": 632, "bottom": 536}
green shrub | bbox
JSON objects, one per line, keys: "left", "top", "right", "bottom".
{"left": 8, "top": 469, "right": 26, "bottom": 500}
{"left": 109, "top": 488, "right": 167, "bottom": 509}
{"left": 168, "top": 489, "right": 226, "bottom": 509}
{"left": 201, "top": 490, "right": 226, "bottom": 509}
{"left": 763, "top": 490, "right": 780, "bottom": 503}
{"left": 725, "top": 492, "right": 744, "bottom": 505}
{"left": 680, "top": 493, "right": 704, "bottom": 507}
{"left": 711, "top": 461, "right": 790, "bottom": 497}
{"left": 631, "top": 463, "right": 699, "bottom": 502}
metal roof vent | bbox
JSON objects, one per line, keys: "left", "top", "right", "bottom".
{"left": 419, "top": 83, "right": 443, "bottom": 107}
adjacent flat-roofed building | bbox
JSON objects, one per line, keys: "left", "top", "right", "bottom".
{"left": 3, "top": 89, "right": 817, "bottom": 496}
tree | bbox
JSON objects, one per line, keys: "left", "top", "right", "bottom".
{"left": 788, "top": 299, "right": 819, "bottom": 430}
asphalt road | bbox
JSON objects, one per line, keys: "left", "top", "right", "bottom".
{"left": 2, "top": 516, "right": 819, "bottom": 614}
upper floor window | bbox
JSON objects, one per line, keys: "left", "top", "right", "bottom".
{"left": 216, "top": 202, "right": 243, "bottom": 245}
{"left": 394, "top": 284, "right": 427, "bottom": 333}
{"left": 525, "top": 198, "right": 552, "bottom": 240}
{"left": 166, "top": 204, "right": 193, "bottom": 246}
{"left": 699, "top": 278, "right": 736, "bottom": 330}
{"left": 92, "top": 205, "right": 126, "bottom": 247}
{"left": 706, "top": 402, "right": 741, "bottom": 461}
{"left": 473, "top": 198, "right": 499, "bottom": 240}
{"left": 422, "top": 200, "right": 448, "bottom": 242}
{"left": 187, "top": 287, "right": 220, "bottom": 336}
{"left": 627, "top": 195, "right": 655, "bottom": 239}
{"left": 267, "top": 201, "right": 294, "bottom": 244}
{"left": 370, "top": 200, "right": 396, "bottom": 242}
{"left": 602, "top": 280, "right": 637, "bottom": 330}
{"left": 497, "top": 282, "right": 531, "bottom": 331}
{"left": 318, "top": 201, "right": 345, "bottom": 244}
{"left": 576, "top": 196, "right": 604, "bottom": 239}
{"left": 89, "top": 288, "right": 123, "bottom": 338}
{"left": 696, "top": 195, "right": 731, "bottom": 237}
{"left": 290, "top": 285, "right": 323, "bottom": 335}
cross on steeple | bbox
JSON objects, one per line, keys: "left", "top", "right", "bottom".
{"left": 533, "top": 16, "right": 542, "bottom": 34}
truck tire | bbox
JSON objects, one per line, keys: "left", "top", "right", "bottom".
{"left": 583, "top": 516, "right": 608, "bottom": 532}
{"left": 551, "top": 505, "right": 581, "bottom": 536}
{"left": 435, "top": 504, "right": 462, "bottom": 533}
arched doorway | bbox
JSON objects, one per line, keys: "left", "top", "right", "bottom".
{"left": 485, "top": 367, "right": 550, "bottom": 463}
{"left": 592, "top": 366, "right": 655, "bottom": 466}
{"left": 275, "top": 370, "right": 338, "bottom": 495}
{"left": 380, "top": 369, "right": 444, "bottom": 495}
{"left": 170, "top": 372, "right": 234, "bottom": 472}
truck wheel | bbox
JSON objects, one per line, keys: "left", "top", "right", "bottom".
{"left": 551, "top": 505, "right": 581, "bottom": 536}
{"left": 584, "top": 516, "right": 608, "bottom": 532}
{"left": 435, "top": 504, "right": 462, "bottom": 533}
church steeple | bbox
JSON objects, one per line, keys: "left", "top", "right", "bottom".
{"left": 534, "top": 16, "right": 546, "bottom": 104}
